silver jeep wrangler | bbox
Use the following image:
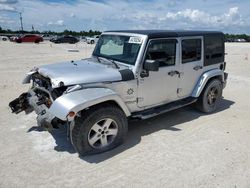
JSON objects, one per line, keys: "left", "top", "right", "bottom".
{"left": 9, "top": 30, "right": 228, "bottom": 156}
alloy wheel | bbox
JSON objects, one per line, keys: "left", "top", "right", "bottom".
{"left": 207, "top": 86, "right": 219, "bottom": 105}
{"left": 88, "top": 118, "right": 118, "bottom": 149}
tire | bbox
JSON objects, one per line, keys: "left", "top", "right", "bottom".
{"left": 196, "top": 79, "right": 223, "bottom": 113}
{"left": 90, "top": 40, "right": 94, "bottom": 44}
{"left": 71, "top": 104, "right": 128, "bottom": 156}
{"left": 35, "top": 40, "right": 39, "bottom": 43}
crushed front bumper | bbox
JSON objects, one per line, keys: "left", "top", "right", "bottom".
{"left": 9, "top": 88, "right": 60, "bottom": 130}
{"left": 9, "top": 92, "right": 32, "bottom": 114}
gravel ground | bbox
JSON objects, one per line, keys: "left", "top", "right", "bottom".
{"left": 0, "top": 41, "right": 249, "bottom": 188}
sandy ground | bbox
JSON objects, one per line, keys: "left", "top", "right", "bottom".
{"left": 0, "top": 41, "right": 250, "bottom": 188}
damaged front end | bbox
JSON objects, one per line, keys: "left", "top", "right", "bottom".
{"left": 9, "top": 72, "right": 66, "bottom": 130}
{"left": 9, "top": 92, "right": 32, "bottom": 114}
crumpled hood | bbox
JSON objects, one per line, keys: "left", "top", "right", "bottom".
{"left": 25, "top": 59, "right": 124, "bottom": 88}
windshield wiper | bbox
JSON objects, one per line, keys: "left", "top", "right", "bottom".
{"left": 96, "top": 56, "right": 120, "bottom": 69}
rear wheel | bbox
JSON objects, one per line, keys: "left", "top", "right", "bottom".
{"left": 71, "top": 104, "right": 128, "bottom": 156}
{"left": 196, "top": 79, "right": 223, "bottom": 113}
{"left": 90, "top": 40, "right": 94, "bottom": 44}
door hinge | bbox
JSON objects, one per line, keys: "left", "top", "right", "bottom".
{"left": 137, "top": 97, "right": 144, "bottom": 102}
{"left": 177, "top": 88, "right": 182, "bottom": 94}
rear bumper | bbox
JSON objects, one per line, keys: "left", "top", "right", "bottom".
{"left": 223, "top": 72, "right": 228, "bottom": 89}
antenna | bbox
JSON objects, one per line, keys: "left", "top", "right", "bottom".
{"left": 19, "top": 12, "right": 23, "bottom": 32}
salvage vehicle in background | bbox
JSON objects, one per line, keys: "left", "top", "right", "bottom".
{"left": 0, "top": 36, "right": 9, "bottom": 41}
{"left": 50, "top": 35, "right": 79, "bottom": 44}
{"left": 9, "top": 30, "right": 228, "bottom": 156}
{"left": 80, "top": 36, "right": 87, "bottom": 42}
{"left": 10, "top": 35, "right": 20, "bottom": 42}
{"left": 15, "top": 34, "right": 43, "bottom": 43}
{"left": 86, "top": 35, "right": 99, "bottom": 44}
{"left": 41, "top": 34, "right": 54, "bottom": 41}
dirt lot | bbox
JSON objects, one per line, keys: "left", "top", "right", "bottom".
{"left": 0, "top": 41, "right": 250, "bottom": 188}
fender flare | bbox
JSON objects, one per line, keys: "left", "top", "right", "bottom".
{"left": 191, "top": 69, "right": 225, "bottom": 98}
{"left": 48, "top": 88, "right": 131, "bottom": 121}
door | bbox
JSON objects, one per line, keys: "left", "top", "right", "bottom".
{"left": 25, "top": 35, "right": 33, "bottom": 42}
{"left": 64, "top": 36, "right": 70, "bottom": 43}
{"left": 178, "top": 37, "right": 204, "bottom": 98}
{"left": 22, "top": 35, "right": 30, "bottom": 42}
{"left": 137, "top": 38, "right": 180, "bottom": 108}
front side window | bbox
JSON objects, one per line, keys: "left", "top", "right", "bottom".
{"left": 93, "top": 35, "right": 142, "bottom": 65}
{"left": 146, "top": 39, "right": 177, "bottom": 67}
{"left": 182, "top": 39, "right": 201, "bottom": 63}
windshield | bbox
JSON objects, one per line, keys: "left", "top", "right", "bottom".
{"left": 93, "top": 35, "right": 142, "bottom": 66}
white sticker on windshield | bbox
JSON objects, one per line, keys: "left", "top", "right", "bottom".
{"left": 128, "top": 37, "right": 143, "bottom": 44}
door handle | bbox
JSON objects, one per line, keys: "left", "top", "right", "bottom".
{"left": 193, "top": 65, "right": 203, "bottom": 71}
{"left": 168, "top": 70, "right": 180, "bottom": 77}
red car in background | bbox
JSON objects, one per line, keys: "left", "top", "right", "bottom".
{"left": 15, "top": 34, "right": 43, "bottom": 43}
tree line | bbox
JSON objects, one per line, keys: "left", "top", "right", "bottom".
{"left": 0, "top": 26, "right": 101, "bottom": 36}
{"left": 224, "top": 33, "right": 250, "bottom": 42}
{"left": 0, "top": 26, "right": 250, "bottom": 40}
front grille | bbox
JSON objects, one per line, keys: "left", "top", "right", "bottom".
{"left": 33, "top": 88, "right": 52, "bottom": 108}
{"left": 31, "top": 73, "right": 67, "bottom": 100}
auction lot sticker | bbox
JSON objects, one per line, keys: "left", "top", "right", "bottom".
{"left": 128, "top": 37, "right": 143, "bottom": 44}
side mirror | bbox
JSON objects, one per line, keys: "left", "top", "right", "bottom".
{"left": 144, "top": 59, "right": 159, "bottom": 72}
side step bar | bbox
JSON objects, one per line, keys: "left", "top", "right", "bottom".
{"left": 131, "top": 97, "right": 197, "bottom": 119}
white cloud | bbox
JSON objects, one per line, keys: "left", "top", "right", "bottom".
{"left": 70, "top": 13, "right": 76, "bottom": 18}
{"left": 127, "top": 6, "right": 246, "bottom": 30}
{"left": 0, "top": 0, "right": 249, "bottom": 33}
{"left": 48, "top": 19, "right": 65, "bottom": 27}
{"left": 0, "top": 0, "right": 17, "bottom": 12}
{"left": 0, "top": 15, "right": 14, "bottom": 24}
{"left": 0, "top": 0, "right": 17, "bottom": 4}
{"left": 0, "top": 3, "right": 16, "bottom": 11}
{"left": 56, "top": 20, "right": 64, "bottom": 26}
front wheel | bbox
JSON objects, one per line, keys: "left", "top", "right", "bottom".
{"left": 71, "top": 105, "right": 128, "bottom": 156}
{"left": 196, "top": 79, "right": 223, "bottom": 113}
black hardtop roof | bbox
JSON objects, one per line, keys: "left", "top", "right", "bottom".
{"left": 105, "top": 30, "right": 224, "bottom": 39}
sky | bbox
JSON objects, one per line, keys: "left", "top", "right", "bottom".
{"left": 0, "top": 0, "right": 249, "bottom": 34}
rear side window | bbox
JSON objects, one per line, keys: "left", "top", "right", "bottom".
{"left": 204, "top": 35, "right": 224, "bottom": 66}
{"left": 182, "top": 39, "right": 201, "bottom": 63}
{"left": 146, "top": 39, "right": 177, "bottom": 67}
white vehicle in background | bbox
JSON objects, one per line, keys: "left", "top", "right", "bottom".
{"left": 234, "top": 38, "right": 246, "bottom": 42}
{"left": 41, "top": 34, "right": 54, "bottom": 41}
{"left": 0, "top": 36, "right": 9, "bottom": 41}
{"left": 86, "top": 35, "right": 99, "bottom": 44}
{"left": 79, "top": 36, "right": 87, "bottom": 42}
{"left": 10, "top": 35, "right": 21, "bottom": 42}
